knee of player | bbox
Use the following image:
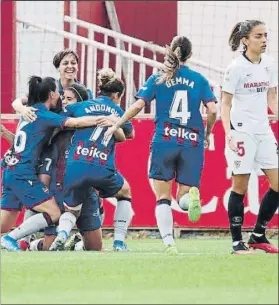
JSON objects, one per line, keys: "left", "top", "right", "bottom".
{"left": 270, "top": 184, "right": 279, "bottom": 193}
{"left": 84, "top": 240, "right": 103, "bottom": 251}
{"left": 232, "top": 176, "right": 249, "bottom": 195}
{"left": 117, "top": 184, "right": 132, "bottom": 199}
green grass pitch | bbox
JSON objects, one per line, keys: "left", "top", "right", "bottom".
{"left": 1, "top": 239, "right": 278, "bottom": 304}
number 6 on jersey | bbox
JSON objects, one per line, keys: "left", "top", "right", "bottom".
{"left": 169, "top": 90, "right": 191, "bottom": 125}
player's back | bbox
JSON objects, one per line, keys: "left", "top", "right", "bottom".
{"left": 4, "top": 104, "right": 66, "bottom": 175}
{"left": 137, "top": 66, "right": 215, "bottom": 147}
{"left": 65, "top": 98, "right": 121, "bottom": 169}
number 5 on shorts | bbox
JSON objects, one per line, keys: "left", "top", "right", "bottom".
{"left": 237, "top": 141, "right": 245, "bottom": 157}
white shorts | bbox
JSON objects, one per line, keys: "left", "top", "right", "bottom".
{"left": 225, "top": 130, "right": 278, "bottom": 175}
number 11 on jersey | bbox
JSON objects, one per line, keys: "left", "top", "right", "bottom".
{"left": 169, "top": 90, "right": 191, "bottom": 125}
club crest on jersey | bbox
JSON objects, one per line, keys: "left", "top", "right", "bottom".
{"left": 234, "top": 160, "right": 241, "bottom": 169}
{"left": 3, "top": 150, "right": 20, "bottom": 166}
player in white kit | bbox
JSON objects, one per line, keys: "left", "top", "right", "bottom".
{"left": 221, "top": 20, "right": 278, "bottom": 254}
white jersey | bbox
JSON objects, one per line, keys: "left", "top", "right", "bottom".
{"left": 222, "top": 53, "right": 277, "bottom": 134}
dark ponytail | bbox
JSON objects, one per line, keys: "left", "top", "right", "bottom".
{"left": 229, "top": 20, "right": 265, "bottom": 52}
{"left": 27, "top": 75, "right": 57, "bottom": 106}
{"left": 228, "top": 22, "right": 243, "bottom": 51}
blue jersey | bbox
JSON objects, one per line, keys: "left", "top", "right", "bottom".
{"left": 39, "top": 129, "right": 73, "bottom": 192}
{"left": 136, "top": 66, "right": 216, "bottom": 147}
{"left": 3, "top": 103, "right": 68, "bottom": 175}
{"left": 95, "top": 96, "right": 133, "bottom": 136}
{"left": 65, "top": 97, "right": 133, "bottom": 170}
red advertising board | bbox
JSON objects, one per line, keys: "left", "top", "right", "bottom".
{"left": 1, "top": 119, "right": 278, "bottom": 229}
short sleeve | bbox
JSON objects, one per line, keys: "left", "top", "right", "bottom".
{"left": 201, "top": 77, "right": 217, "bottom": 105}
{"left": 135, "top": 74, "right": 157, "bottom": 105}
{"left": 39, "top": 110, "right": 69, "bottom": 129}
{"left": 222, "top": 64, "right": 241, "bottom": 95}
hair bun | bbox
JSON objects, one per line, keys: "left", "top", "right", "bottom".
{"left": 98, "top": 68, "right": 116, "bottom": 88}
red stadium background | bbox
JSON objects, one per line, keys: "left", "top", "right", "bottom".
{"left": 1, "top": 1, "right": 278, "bottom": 229}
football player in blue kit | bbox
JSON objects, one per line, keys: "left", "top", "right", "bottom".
{"left": 49, "top": 69, "right": 134, "bottom": 251}
{"left": 29, "top": 83, "right": 103, "bottom": 251}
{"left": 1, "top": 76, "right": 107, "bottom": 251}
{"left": 104, "top": 36, "right": 217, "bottom": 254}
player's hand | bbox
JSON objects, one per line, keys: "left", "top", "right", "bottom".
{"left": 107, "top": 114, "right": 119, "bottom": 124}
{"left": 204, "top": 134, "right": 210, "bottom": 149}
{"left": 96, "top": 115, "right": 119, "bottom": 127}
{"left": 104, "top": 125, "right": 117, "bottom": 141}
{"left": 20, "top": 106, "right": 38, "bottom": 122}
{"left": 226, "top": 133, "right": 238, "bottom": 152}
{"left": 1, "top": 124, "right": 8, "bottom": 134}
{"left": 96, "top": 116, "right": 113, "bottom": 127}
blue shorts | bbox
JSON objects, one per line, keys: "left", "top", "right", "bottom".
{"left": 149, "top": 142, "right": 204, "bottom": 187}
{"left": 44, "top": 192, "right": 101, "bottom": 235}
{"left": 1, "top": 169, "right": 54, "bottom": 210}
{"left": 64, "top": 162, "right": 124, "bottom": 201}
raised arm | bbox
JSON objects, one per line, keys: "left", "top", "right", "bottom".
{"left": 103, "top": 99, "right": 145, "bottom": 141}
{"left": 64, "top": 116, "right": 126, "bottom": 143}
{"left": 12, "top": 96, "right": 38, "bottom": 122}
{"left": 1, "top": 125, "right": 15, "bottom": 145}
{"left": 64, "top": 116, "right": 100, "bottom": 128}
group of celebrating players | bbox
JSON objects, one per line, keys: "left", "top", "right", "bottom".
{"left": 1, "top": 19, "right": 278, "bottom": 254}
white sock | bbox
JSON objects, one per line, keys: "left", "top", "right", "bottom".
{"left": 114, "top": 199, "right": 133, "bottom": 242}
{"left": 20, "top": 209, "right": 37, "bottom": 243}
{"left": 8, "top": 214, "right": 49, "bottom": 240}
{"left": 179, "top": 193, "right": 190, "bottom": 211}
{"left": 155, "top": 204, "right": 175, "bottom": 246}
{"left": 29, "top": 238, "right": 44, "bottom": 251}
{"left": 57, "top": 212, "right": 77, "bottom": 238}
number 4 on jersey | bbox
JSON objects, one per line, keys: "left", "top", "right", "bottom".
{"left": 169, "top": 90, "right": 191, "bottom": 125}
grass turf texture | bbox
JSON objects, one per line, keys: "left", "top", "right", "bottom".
{"left": 1, "top": 239, "right": 278, "bottom": 304}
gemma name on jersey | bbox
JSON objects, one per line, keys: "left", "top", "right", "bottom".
{"left": 166, "top": 77, "right": 195, "bottom": 88}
